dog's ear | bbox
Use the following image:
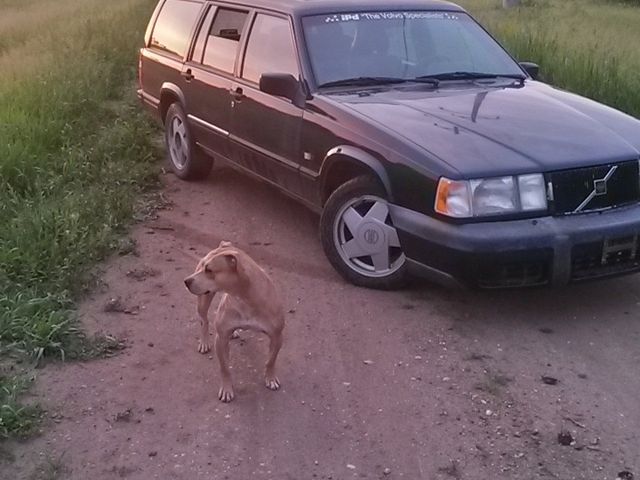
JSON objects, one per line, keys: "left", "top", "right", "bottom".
{"left": 224, "top": 253, "right": 238, "bottom": 271}
{"left": 219, "top": 240, "right": 233, "bottom": 248}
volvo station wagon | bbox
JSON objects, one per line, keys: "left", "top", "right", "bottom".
{"left": 138, "top": 0, "right": 640, "bottom": 289}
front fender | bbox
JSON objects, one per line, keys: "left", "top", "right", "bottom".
{"left": 321, "top": 145, "right": 393, "bottom": 201}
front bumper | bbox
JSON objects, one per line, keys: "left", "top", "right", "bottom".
{"left": 390, "top": 203, "right": 640, "bottom": 288}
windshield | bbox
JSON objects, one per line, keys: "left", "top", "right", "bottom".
{"left": 302, "top": 11, "right": 524, "bottom": 87}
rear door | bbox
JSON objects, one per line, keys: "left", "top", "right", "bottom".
{"left": 183, "top": 5, "right": 250, "bottom": 161}
{"left": 228, "top": 12, "right": 305, "bottom": 197}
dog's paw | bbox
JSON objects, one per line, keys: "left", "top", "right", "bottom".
{"left": 265, "top": 376, "right": 280, "bottom": 391}
{"left": 218, "top": 386, "right": 235, "bottom": 403}
{"left": 197, "top": 342, "right": 211, "bottom": 354}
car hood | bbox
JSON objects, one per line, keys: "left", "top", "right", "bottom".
{"left": 332, "top": 81, "right": 640, "bottom": 178}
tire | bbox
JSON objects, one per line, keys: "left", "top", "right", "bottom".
{"left": 320, "top": 176, "right": 409, "bottom": 290}
{"left": 164, "top": 103, "right": 212, "bottom": 180}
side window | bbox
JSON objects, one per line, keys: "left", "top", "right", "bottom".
{"left": 150, "top": 0, "right": 202, "bottom": 58}
{"left": 191, "top": 6, "right": 216, "bottom": 64}
{"left": 241, "top": 14, "right": 298, "bottom": 84}
{"left": 202, "top": 8, "right": 248, "bottom": 73}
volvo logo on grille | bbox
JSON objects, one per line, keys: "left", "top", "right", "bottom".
{"left": 363, "top": 229, "right": 379, "bottom": 245}
{"left": 593, "top": 179, "right": 607, "bottom": 195}
{"left": 574, "top": 165, "right": 618, "bottom": 212}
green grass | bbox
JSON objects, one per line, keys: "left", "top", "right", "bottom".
{"left": 0, "top": 375, "right": 41, "bottom": 439}
{"left": 0, "top": 0, "right": 159, "bottom": 437}
{"left": 457, "top": 0, "right": 640, "bottom": 118}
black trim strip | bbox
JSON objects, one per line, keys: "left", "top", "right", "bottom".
{"left": 229, "top": 135, "right": 299, "bottom": 171}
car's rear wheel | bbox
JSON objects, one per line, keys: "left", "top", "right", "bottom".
{"left": 164, "top": 103, "right": 212, "bottom": 180}
{"left": 320, "top": 176, "right": 409, "bottom": 289}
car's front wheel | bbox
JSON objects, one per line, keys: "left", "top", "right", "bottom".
{"left": 164, "top": 103, "right": 212, "bottom": 180}
{"left": 320, "top": 176, "right": 409, "bottom": 289}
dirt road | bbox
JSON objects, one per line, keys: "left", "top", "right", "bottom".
{"left": 3, "top": 165, "right": 639, "bottom": 480}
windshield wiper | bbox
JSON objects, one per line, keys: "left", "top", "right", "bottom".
{"left": 318, "top": 76, "right": 440, "bottom": 89}
{"left": 416, "top": 71, "right": 526, "bottom": 82}
{"left": 318, "top": 77, "right": 408, "bottom": 88}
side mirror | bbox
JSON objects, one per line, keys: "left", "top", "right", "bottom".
{"left": 259, "top": 73, "right": 306, "bottom": 105}
{"left": 519, "top": 61, "right": 539, "bottom": 80}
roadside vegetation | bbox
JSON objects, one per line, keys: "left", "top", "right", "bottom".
{"left": 0, "top": 0, "right": 158, "bottom": 437}
{"left": 458, "top": 0, "right": 640, "bottom": 118}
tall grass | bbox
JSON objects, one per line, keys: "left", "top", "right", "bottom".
{"left": 458, "top": 0, "right": 640, "bottom": 118}
{"left": 0, "top": 0, "right": 158, "bottom": 435}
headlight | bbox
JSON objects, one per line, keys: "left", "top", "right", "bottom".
{"left": 435, "top": 174, "right": 547, "bottom": 218}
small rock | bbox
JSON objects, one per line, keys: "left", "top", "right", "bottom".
{"left": 314, "top": 460, "right": 319, "bottom": 466}
{"left": 541, "top": 376, "right": 559, "bottom": 385}
{"left": 114, "top": 409, "right": 133, "bottom": 422}
{"left": 148, "top": 342, "right": 154, "bottom": 348}
{"left": 485, "top": 409, "right": 493, "bottom": 416}
{"left": 104, "top": 297, "right": 124, "bottom": 313}
{"left": 617, "top": 471, "right": 634, "bottom": 480}
{"left": 557, "top": 430, "right": 574, "bottom": 446}
{"left": 383, "top": 467, "right": 392, "bottom": 475}
{"left": 363, "top": 360, "right": 373, "bottom": 365}
{"left": 149, "top": 451, "right": 158, "bottom": 457}
{"left": 347, "top": 464, "right": 356, "bottom": 470}
{"left": 145, "top": 407, "right": 155, "bottom": 414}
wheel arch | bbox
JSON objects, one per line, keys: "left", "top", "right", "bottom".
{"left": 159, "top": 83, "right": 186, "bottom": 124}
{"left": 320, "top": 146, "right": 393, "bottom": 205}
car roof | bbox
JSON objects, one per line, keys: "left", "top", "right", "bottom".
{"left": 207, "top": 0, "right": 465, "bottom": 17}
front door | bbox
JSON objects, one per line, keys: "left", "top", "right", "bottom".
{"left": 228, "top": 13, "right": 305, "bottom": 198}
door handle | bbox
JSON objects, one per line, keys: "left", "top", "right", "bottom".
{"left": 230, "top": 86, "right": 245, "bottom": 101}
{"left": 181, "top": 68, "right": 194, "bottom": 81}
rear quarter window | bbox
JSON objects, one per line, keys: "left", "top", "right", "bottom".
{"left": 150, "top": 0, "right": 202, "bottom": 58}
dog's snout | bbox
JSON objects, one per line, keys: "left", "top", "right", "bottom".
{"left": 184, "top": 277, "right": 194, "bottom": 288}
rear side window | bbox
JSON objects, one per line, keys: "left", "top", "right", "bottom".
{"left": 202, "top": 8, "right": 248, "bottom": 73}
{"left": 242, "top": 14, "right": 298, "bottom": 84}
{"left": 150, "top": 0, "right": 202, "bottom": 58}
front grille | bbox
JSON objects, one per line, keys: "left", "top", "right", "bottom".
{"left": 549, "top": 160, "right": 640, "bottom": 215}
{"left": 478, "top": 260, "right": 549, "bottom": 288}
{"left": 571, "top": 235, "right": 640, "bottom": 281}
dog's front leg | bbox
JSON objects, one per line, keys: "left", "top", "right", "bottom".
{"left": 196, "top": 292, "right": 215, "bottom": 353}
{"left": 214, "top": 330, "right": 235, "bottom": 402}
{"left": 264, "top": 329, "right": 283, "bottom": 391}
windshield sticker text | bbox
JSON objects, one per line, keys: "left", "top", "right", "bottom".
{"left": 323, "top": 12, "right": 460, "bottom": 23}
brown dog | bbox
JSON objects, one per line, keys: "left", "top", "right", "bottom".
{"left": 184, "top": 241, "right": 285, "bottom": 402}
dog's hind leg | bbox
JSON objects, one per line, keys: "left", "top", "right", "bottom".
{"left": 214, "top": 330, "right": 235, "bottom": 402}
{"left": 264, "top": 329, "right": 283, "bottom": 391}
{"left": 196, "top": 292, "right": 214, "bottom": 354}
